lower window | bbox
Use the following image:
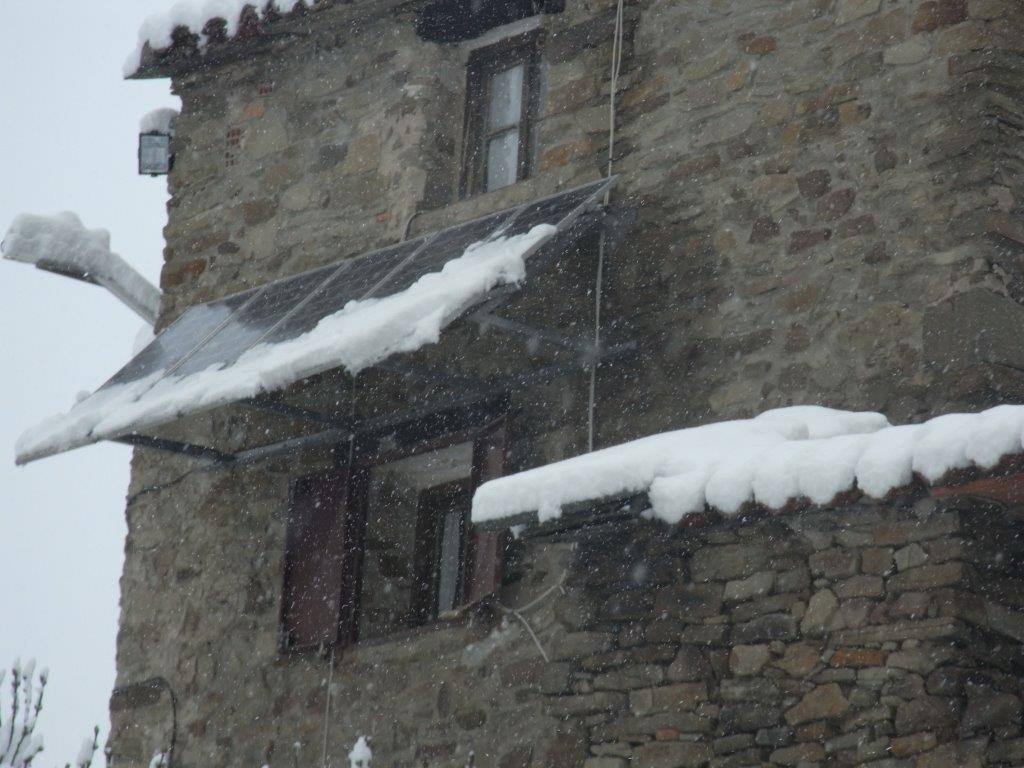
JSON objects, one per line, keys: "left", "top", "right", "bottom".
{"left": 280, "top": 426, "right": 507, "bottom": 652}
{"left": 360, "top": 442, "right": 473, "bottom": 640}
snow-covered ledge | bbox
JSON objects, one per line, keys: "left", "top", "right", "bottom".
{"left": 471, "top": 405, "right": 1024, "bottom": 528}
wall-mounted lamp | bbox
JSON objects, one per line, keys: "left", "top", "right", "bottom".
{"left": 139, "top": 131, "right": 173, "bottom": 176}
{"left": 138, "top": 107, "right": 179, "bottom": 177}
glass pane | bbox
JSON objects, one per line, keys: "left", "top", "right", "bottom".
{"left": 437, "top": 509, "right": 463, "bottom": 614}
{"left": 488, "top": 64, "right": 524, "bottom": 131}
{"left": 486, "top": 129, "right": 519, "bottom": 192}
{"left": 260, "top": 239, "right": 423, "bottom": 346}
{"left": 370, "top": 209, "right": 514, "bottom": 298}
{"left": 359, "top": 443, "right": 472, "bottom": 640}
{"left": 167, "top": 264, "right": 339, "bottom": 377}
{"left": 500, "top": 180, "right": 607, "bottom": 239}
{"left": 102, "top": 287, "right": 259, "bottom": 388}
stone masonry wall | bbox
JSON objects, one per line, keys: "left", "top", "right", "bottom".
{"left": 110, "top": 465, "right": 1024, "bottom": 767}
{"left": 529, "top": 494, "right": 1024, "bottom": 768}
{"left": 156, "top": 0, "right": 1024, "bottom": 440}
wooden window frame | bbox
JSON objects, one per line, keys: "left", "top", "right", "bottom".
{"left": 280, "top": 419, "right": 508, "bottom": 654}
{"left": 410, "top": 479, "right": 472, "bottom": 626}
{"left": 461, "top": 32, "right": 542, "bottom": 198}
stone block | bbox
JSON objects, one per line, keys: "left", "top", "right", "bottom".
{"left": 723, "top": 571, "right": 775, "bottom": 602}
{"left": 690, "top": 544, "right": 769, "bottom": 582}
{"left": 894, "top": 696, "right": 958, "bottom": 735}
{"left": 551, "top": 632, "right": 615, "bottom": 662}
{"left": 961, "top": 692, "right": 1022, "bottom": 735}
{"left": 634, "top": 741, "right": 713, "bottom": 768}
{"left": 720, "top": 702, "right": 782, "bottom": 733}
{"left": 654, "top": 583, "right": 724, "bottom": 620}
{"left": 797, "top": 169, "right": 831, "bottom": 198}
{"left": 734, "top": 614, "right": 798, "bottom": 643}
{"left": 895, "top": 543, "right": 928, "bottom": 571}
{"left": 595, "top": 712, "right": 713, "bottom": 742}
{"left": 884, "top": 37, "right": 931, "bottom": 66}
{"left": 769, "top": 742, "right": 825, "bottom": 765}
{"left": 546, "top": 692, "right": 627, "bottom": 719}
{"left": 729, "top": 644, "right": 770, "bottom": 676}
{"left": 924, "top": 290, "right": 1024, "bottom": 374}
{"left": 809, "top": 549, "right": 859, "bottom": 579}
{"left": 830, "top": 648, "right": 888, "bottom": 668}
{"left": 774, "top": 643, "right": 821, "bottom": 677}
{"left": 593, "top": 665, "right": 666, "bottom": 691}
{"left": 835, "top": 575, "right": 884, "bottom": 598}
{"left": 801, "top": 589, "right": 838, "bottom": 636}
{"left": 861, "top": 547, "right": 894, "bottom": 575}
{"left": 888, "top": 563, "right": 964, "bottom": 592}
{"left": 629, "top": 683, "right": 709, "bottom": 715}
{"left": 836, "top": 0, "right": 882, "bottom": 25}
{"left": 668, "top": 646, "right": 713, "bottom": 682}
{"left": 785, "top": 684, "right": 851, "bottom": 725}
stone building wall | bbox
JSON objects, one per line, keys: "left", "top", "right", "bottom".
{"left": 156, "top": 0, "right": 1024, "bottom": 439}
{"left": 110, "top": 465, "right": 1024, "bottom": 767}
{"left": 108, "top": 0, "right": 1024, "bottom": 766}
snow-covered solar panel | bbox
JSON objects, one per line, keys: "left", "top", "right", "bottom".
{"left": 16, "top": 177, "right": 614, "bottom": 464}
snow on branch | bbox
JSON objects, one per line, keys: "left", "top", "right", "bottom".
{"left": 0, "top": 660, "right": 98, "bottom": 768}
{"left": 472, "top": 404, "right": 1024, "bottom": 525}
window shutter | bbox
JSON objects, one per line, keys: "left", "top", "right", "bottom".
{"left": 467, "top": 424, "right": 508, "bottom": 604}
{"left": 281, "top": 469, "right": 354, "bottom": 651}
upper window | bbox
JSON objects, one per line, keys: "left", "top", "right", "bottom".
{"left": 462, "top": 36, "right": 541, "bottom": 197}
{"left": 279, "top": 425, "right": 508, "bottom": 652}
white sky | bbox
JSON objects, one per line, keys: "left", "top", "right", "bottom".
{"left": 0, "top": 2, "right": 177, "bottom": 763}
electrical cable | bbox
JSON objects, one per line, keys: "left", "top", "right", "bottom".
{"left": 588, "top": 0, "right": 625, "bottom": 453}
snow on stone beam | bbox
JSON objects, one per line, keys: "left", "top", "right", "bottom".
{"left": 14, "top": 224, "right": 556, "bottom": 465}
{"left": 1, "top": 212, "right": 161, "bottom": 325}
{"left": 471, "top": 405, "right": 1024, "bottom": 526}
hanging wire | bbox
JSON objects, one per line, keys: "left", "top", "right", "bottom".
{"left": 321, "top": 381, "right": 358, "bottom": 768}
{"left": 588, "top": 0, "right": 626, "bottom": 453}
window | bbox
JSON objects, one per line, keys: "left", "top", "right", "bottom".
{"left": 462, "top": 36, "right": 541, "bottom": 196}
{"left": 280, "top": 425, "right": 507, "bottom": 652}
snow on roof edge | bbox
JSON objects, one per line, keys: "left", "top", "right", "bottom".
{"left": 471, "top": 405, "right": 1024, "bottom": 526}
{"left": 124, "top": 0, "right": 306, "bottom": 77}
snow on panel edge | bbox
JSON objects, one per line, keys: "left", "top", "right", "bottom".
{"left": 471, "top": 404, "right": 1024, "bottom": 525}
{"left": 15, "top": 224, "right": 556, "bottom": 464}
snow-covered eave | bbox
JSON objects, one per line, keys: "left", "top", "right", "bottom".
{"left": 126, "top": 0, "right": 403, "bottom": 80}
{"left": 474, "top": 461, "right": 1024, "bottom": 534}
{"left": 471, "top": 405, "right": 1024, "bottom": 530}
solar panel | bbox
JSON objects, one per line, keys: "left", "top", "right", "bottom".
{"left": 105, "top": 286, "right": 261, "bottom": 386}
{"left": 96, "top": 177, "right": 612, "bottom": 407}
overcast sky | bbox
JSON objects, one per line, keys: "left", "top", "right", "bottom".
{"left": 0, "top": 3, "right": 178, "bottom": 763}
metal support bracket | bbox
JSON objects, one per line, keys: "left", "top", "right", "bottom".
{"left": 241, "top": 394, "right": 355, "bottom": 430}
{"left": 114, "top": 434, "right": 234, "bottom": 464}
